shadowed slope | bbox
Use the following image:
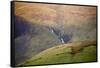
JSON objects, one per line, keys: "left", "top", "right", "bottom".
{"left": 14, "top": 16, "right": 62, "bottom": 65}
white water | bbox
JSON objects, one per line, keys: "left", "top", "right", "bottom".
{"left": 51, "top": 29, "right": 54, "bottom": 33}
{"left": 61, "top": 38, "right": 65, "bottom": 43}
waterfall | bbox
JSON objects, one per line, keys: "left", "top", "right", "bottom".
{"left": 47, "top": 27, "right": 71, "bottom": 44}
{"left": 61, "top": 38, "right": 65, "bottom": 43}
{"left": 51, "top": 29, "right": 54, "bottom": 33}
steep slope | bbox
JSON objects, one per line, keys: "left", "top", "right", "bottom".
{"left": 14, "top": 2, "right": 97, "bottom": 42}
{"left": 14, "top": 2, "right": 97, "bottom": 66}
{"left": 18, "top": 40, "right": 96, "bottom": 66}
{"left": 15, "top": 2, "right": 96, "bottom": 27}
{"left": 14, "top": 16, "right": 62, "bottom": 65}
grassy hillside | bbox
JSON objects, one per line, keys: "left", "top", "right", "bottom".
{"left": 18, "top": 40, "right": 97, "bottom": 66}
{"left": 14, "top": 2, "right": 97, "bottom": 66}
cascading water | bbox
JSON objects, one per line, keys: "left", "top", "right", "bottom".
{"left": 48, "top": 27, "right": 71, "bottom": 44}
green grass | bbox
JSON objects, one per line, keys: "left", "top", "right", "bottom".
{"left": 73, "top": 45, "right": 97, "bottom": 62}
{"left": 18, "top": 41, "right": 97, "bottom": 66}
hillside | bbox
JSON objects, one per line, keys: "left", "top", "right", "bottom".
{"left": 14, "top": 16, "right": 63, "bottom": 65}
{"left": 15, "top": 2, "right": 96, "bottom": 27}
{"left": 14, "top": 2, "right": 97, "bottom": 66}
{"left": 14, "top": 1, "right": 97, "bottom": 41}
{"left": 18, "top": 40, "right": 97, "bottom": 66}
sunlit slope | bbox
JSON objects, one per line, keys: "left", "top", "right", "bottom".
{"left": 15, "top": 2, "right": 96, "bottom": 27}
{"left": 19, "top": 40, "right": 96, "bottom": 66}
